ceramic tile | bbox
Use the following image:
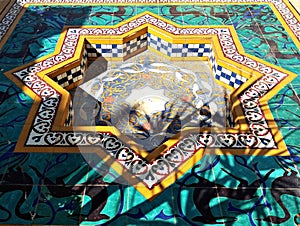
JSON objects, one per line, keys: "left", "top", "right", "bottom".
{"left": 202, "top": 5, "right": 232, "bottom": 25}
{"left": 211, "top": 155, "right": 259, "bottom": 188}
{"left": 268, "top": 84, "right": 300, "bottom": 128}
{"left": 32, "top": 185, "right": 82, "bottom": 225}
{"left": 136, "top": 5, "right": 160, "bottom": 16}
{"left": 249, "top": 5, "right": 281, "bottom": 26}
{"left": 81, "top": 153, "right": 131, "bottom": 185}
{"left": 1, "top": 1, "right": 300, "bottom": 225}
{"left": 226, "top": 5, "right": 253, "bottom": 29}
{"left": 64, "top": 6, "right": 92, "bottom": 26}
{"left": 284, "top": 145, "right": 300, "bottom": 171}
{"left": 16, "top": 15, "right": 290, "bottom": 198}
{"left": 0, "top": 184, "right": 40, "bottom": 224}
{"left": 1, "top": 125, "right": 25, "bottom": 147}
{"left": 280, "top": 127, "right": 300, "bottom": 143}
{"left": 180, "top": 6, "right": 221, "bottom": 26}
{"left": 124, "top": 186, "right": 177, "bottom": 225}
{"left": 173, "top": 186, "right": 227, "bottom": 225}
{"left": 80, "top": 184, "right": 124, "bottom": 225}
{"left": 159, "top": 5, "right": 185, "bottom": 25}
{"left": 90, "top": 6, "right": 138, "bottom": 26}
{"left": 268, "top": 84, "right": 300, "bottom": 106}
{"left": 35, "top": 154, "right": 90, "bottom": 186}
{"left": 275, "top": 108, "right": 300, "bottom": 129}
{"left": 261, "top": 188, "right": 300, "bottom": 225}
{"left": 89, "top": 6, "right": 116, "bottom": 26}
{"left": 80, "top": 184, "right": 120, "bottom": 223}
{"left": 217, "top": 189, "right": 268, "bottom": 225}
{"left": 280, "top": 67, "right": 300, "bottom": 85}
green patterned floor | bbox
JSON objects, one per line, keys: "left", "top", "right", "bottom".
{"left": 0, "top": 2, "right": 300, "bottom": 225}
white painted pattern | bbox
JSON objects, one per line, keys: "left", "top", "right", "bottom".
{"left": 2, "top": 7, "right": 293, "bottom": 189}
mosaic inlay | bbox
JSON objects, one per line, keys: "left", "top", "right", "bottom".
{"left": 4, "top": 11, "right": 295, "bottom": 199}
{"left": 1, "top": 0, "right": 300, "bottom": 225}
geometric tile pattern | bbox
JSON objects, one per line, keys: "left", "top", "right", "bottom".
{"left": 52, "top": 48, "right": 88, "bottom": 88}
{"left": 0, "top": 0, "right": 296, "bottom": 91}
{"left": 1, "top": 0, "right": 300, "bottom": 46}
{"left": 214, "top": 65, "right": 246, "bottom": 88}
{"left": 4, "top": 12, "right": 295, "bottom": 199}
{"left": 124, "top": 33, "right": 147, "bottom": 55}
{"left": 86, "top": 33, "right": 147, "bottom": 58}
{"left": 58, "top": 32, "right": 246, "bottom": 89}
{"left": 86, "top": 43, "right": 123, "bottom": 58}
{"left": 64, "top": 99, "right": 74, "bottom": 126}
{"left": 148, "top": 33, "right": 211, "bottom": 57}
{"left": 209, "top": 51, "right": 247, "bottom": 88}
{"left": 1, "top": 0, "right": 300, "bottom": 225}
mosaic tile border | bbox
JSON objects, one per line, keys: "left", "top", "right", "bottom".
{"left": 5, "top": 12, "right": 296, "bottom": 199}
{"left": 86, "top": 34, "right": 210, "bottom": 59}
{"left": 0, "top": 0, "right": 299, "bottom": 47}
{"left": 62, "top": 32, "right": 246, "bottom": 89}
{"left": 52, "top": 47, "right": 88, "bottom": 88}
{"left": 208, "top": 49, "right": 247, "bottom": 88}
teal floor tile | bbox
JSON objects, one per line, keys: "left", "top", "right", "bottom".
{"left": 136, "top": 5, "right": 160, "bottom": 15}
{"left": 261, "top": 188, "right": 300, "bottom": 225}
{"left": 0, "top": 184, "right": 40, "bottom": 224}
{"left": 33, "top": 185, "right": 82, "bottom": 225}
{"left": 280, "top": 128, "right": 300, "bottom": 147}
{"left": 1, "top": 1, "right": 300, "bottom": 225}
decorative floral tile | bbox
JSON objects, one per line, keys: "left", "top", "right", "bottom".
{"left": 1, "top": 0, "right": 300, "bottom": 225}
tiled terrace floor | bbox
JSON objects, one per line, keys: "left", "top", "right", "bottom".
{"left": 0, "top": 0, "right": 300, "bottom": 225}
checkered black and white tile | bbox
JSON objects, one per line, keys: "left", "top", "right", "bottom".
{"left": 52, "top": 32, "right": 247, "bottom": 90}
{"left": 53, "top": 48, "right": 88, "bottom": 88}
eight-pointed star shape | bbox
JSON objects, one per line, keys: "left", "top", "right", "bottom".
{"left": 5, "top": 12, "right": 296, "bottom": 199}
